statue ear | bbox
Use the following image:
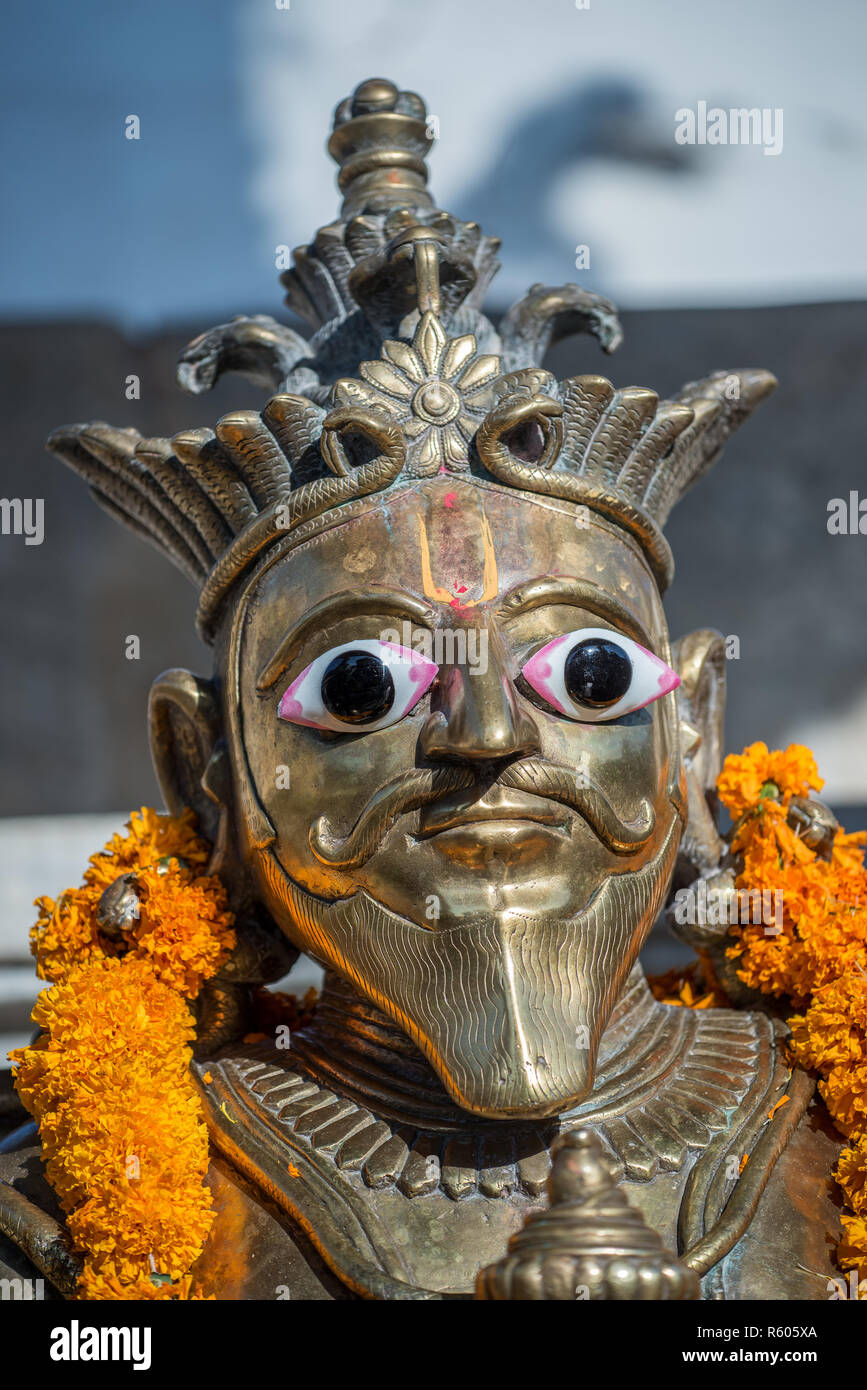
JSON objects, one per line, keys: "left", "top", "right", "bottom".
{"left": 148, "top": 669, "right": 232, "bottom": 872}
{"left": 670, "top": 630, "right": 727, "bottom": 881}
{"left": 149, "top": 669, "right": 300, "bottom": 1035}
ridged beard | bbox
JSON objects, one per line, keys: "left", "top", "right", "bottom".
{"left": 254, "top": 810, "right": 681, "bottom": 1119}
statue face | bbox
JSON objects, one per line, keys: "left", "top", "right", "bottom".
{"left": 225, "top": 476, "right": 685, "bottom": 1117}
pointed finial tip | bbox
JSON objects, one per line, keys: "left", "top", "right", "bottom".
{"left": 328, "top": 78, "right": 434, "bottom": 218}
{"left": 351, "top": 78, "right": 399, "bottom": 111}
{"left": 549, "top": 1127, "right": 615, "bottom": 1205}
{"left": 333, "top": 79, "right": 427, "bottom": 126}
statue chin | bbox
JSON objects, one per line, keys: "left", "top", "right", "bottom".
{"left": 252, "top": 811, "right": 680, "bottom": 1118}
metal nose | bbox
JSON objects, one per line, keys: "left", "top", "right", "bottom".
{"left": 419, "top": 629, "right": 541, "bottom": 764}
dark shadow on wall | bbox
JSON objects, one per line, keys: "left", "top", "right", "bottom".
{"left": 450, "top": 77, "right": 695, "bottom": 292}
{"left": 0, "top": 300, "right": 865, "bottom": 815}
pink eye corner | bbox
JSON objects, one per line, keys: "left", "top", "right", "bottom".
{"left": 647, "top": 649, "right": 681, "bottom": 700}
{"left": 277, "top": 640, "right": 438, "bottom": 733}
{"left": 520, "top": 628, "right": 679, "bottom": 723}
{"left": 277, "top": 676, "right": 320, "bottom": 728}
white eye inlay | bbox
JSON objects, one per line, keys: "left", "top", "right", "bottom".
{"left": 521, "top": 627, "right": 679, "bottom": 723}
{"left": 278, "top": 639, "right": 438, "bottom": 734}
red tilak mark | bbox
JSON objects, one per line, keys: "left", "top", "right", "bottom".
{"left": 443, "top": 491, "right": 457, "bottom": 508}
{"left": 453, "top": 582, "right": 468, "bottom": 594}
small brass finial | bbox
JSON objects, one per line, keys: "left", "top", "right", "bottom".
{"left": 329, "top": 78, "right": 435, "bottom": 218}
{"left": 475, "top": 1129, "right": 700, "bottom": 1300}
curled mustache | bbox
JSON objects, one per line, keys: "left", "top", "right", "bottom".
{"left": 497, "top": 760, "right": 654, "bottom": 854}
{"left": 309, "top": 759, "right": 654, "bottom": 870}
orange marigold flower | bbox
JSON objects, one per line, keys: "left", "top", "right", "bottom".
{"left": 836, "top": 1141, "right": 867, "bottom": 1217}
{"left": 716, "top": 741, "right": 774, "bottom": 819}
{"left": 85, "top": 807, "right": 210, "bottom": 890}
{"left": 717, "top": 741, "right": 823, "bottom": 820}
{"left": 717, "top": 746, "right": 867, "bottom": 1279}
{"left": 837, "top": 1221, "right": 867, "bottom": 1283}
{"left": 10, "top": 808, "right": 233, "bottom": 1301}
{"left": 129, "top": 866, "right": 235, "bottom": 997}
{"left": 767, "top": 745, "right": 824, "bottom": 802}
{"left": 30, "top": 887, "right": 107, "bottom": 982}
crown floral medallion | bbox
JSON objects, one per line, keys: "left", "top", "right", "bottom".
{"left": 335, "top": 311, "right": 501, "bottom": 475}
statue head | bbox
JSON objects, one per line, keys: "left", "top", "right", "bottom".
{"left": 49, "top": 78, "right": 775, "bottom": 1119}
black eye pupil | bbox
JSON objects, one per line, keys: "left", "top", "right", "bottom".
{"left": 564, "top": 638, "right": 632, "bottom": 708}
{"left": 320, "top": 650, "right": 395, "bottom": 725}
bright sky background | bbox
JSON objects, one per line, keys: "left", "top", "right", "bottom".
{"left": 2, "top": 0, "right": 865, "bottom": 327}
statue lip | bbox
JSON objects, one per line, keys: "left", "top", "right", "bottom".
{"left": 415, "top": 783, "right": 568, "bottom": 837}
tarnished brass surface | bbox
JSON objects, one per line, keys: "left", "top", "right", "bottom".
{"left": 681, "top": 1069, "right": 815, "bottom": 1278}
{"left": 17, "top": 75, "right": 841, "bottom": 1299}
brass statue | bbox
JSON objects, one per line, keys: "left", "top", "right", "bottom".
{"left": 1, "top": 78, "right": 843, "bottom": 1300}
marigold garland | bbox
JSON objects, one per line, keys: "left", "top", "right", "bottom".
{"left": 9, "top": 808, "right": 236, "bottom": 1300}
{"left": 652, "top": 742, "right": 867, "bottom": 1291}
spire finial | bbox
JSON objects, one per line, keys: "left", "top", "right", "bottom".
{"left": 475, "top": 1129, "right": 700, "bottom": 1300}
{"left": 328, "top": 78, "right": 435, "bottom": 217}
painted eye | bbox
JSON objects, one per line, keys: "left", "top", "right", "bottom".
{"left": 278, "top": 640, "right": 438, "bottom": 733}
{"left": 520, "top": 627, "right": 679, "bottom": 723}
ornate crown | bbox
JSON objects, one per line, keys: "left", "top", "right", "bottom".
{"left": 48, "top": 77, "right": 775, "bottom": 642}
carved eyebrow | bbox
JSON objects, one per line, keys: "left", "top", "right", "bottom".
{"left": 257, "top": 585, "right": 438, "bottom": 691}
{"left": 496, "top": 577, "right": 654, "bottom": 652}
